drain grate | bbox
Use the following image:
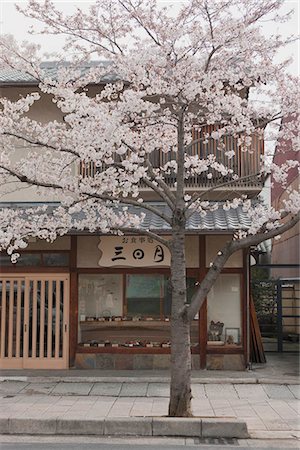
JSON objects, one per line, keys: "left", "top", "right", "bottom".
{"left": 193, "top": 437, "right": 239, "bottom": 445}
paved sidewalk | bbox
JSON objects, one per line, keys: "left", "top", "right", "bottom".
{"left": 0, "top": 380, "right": 299, "bottom": 439}
{"left": 0, "top": 354, "right": 299, "bottom": 439}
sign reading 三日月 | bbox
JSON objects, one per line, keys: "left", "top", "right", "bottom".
{"left": 98, "top": 236, "right": 171, "bottom": 267}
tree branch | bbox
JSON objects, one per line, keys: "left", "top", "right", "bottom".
{"left": 184, "top": 212, "right": 300, "bottom": 322}
{"left": 3, "top": 132, "right": 80, "bottom": 158}
{"left": 185, "top": 172, "right": 263, "bottom": 214}
{"left": 0, "top": 163, "right": 172, "bottom": 225}
{"left": 120, "top": 138, "right": 176, "bottom": 208}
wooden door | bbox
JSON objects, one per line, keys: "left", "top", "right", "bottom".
{"left": 0, "top": 277, "right": 25, "bottom": 368}
{"left": 0, "top": 274, "right": 69, "bottom": 369}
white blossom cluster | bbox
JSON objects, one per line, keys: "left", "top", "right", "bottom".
{"left": 0, "top": 0, "right": 298, "bottom": 259}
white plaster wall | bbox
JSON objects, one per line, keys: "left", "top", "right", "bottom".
{"left": 0, "top": 87, "right": 71, "bottom": 202}
{"left": 206, "top": 235, "right": 243, "bottom": 268}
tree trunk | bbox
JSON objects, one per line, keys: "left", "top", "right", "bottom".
{"left": 168, "top": 224, "right": 192, "bottom": 417}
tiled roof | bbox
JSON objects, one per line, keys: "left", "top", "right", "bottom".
{"left": 0, "top": 61, "right": 116, "bottom": 85}
{"left": 0, "top": 202, "right": 252, "bottom": 232}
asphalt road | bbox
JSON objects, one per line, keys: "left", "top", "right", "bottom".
{"left": 0, "top": 446, "right": 296, "bottom": 450}
{"left": 0, "top": 442, "right": 298, "bottom": 450}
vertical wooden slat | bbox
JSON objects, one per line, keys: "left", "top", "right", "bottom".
{"left": 39, "top": 280, "right": 45, "bottom": 358}
{"left": 47, "top": 280, "right": 53, "bottom": 358}
{"left": 63, "top": 278, "right": 69, "bottom": 365}
{"left": 23, "top": 279, "right": 30, "bottom": 360}
{"left": 55, "top": 280, "right": 61, "bottom": 359}
{"left": 7, "top": 281, "right": 14, "bottom": 358}
{"left": 15, "top": 280, "right": 22, "bottom": 358}
{"left": 31, "top": 280, "right": 37, "bottom": 358}
{"left": 0, "top": 280, "right": 6, "bottom": 359}
{"left": 69, "top": 236, "right": 77, "bottom": 367}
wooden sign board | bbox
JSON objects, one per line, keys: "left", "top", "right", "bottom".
{"left": 98, "top": 236, "right": 170, "bottom": 267}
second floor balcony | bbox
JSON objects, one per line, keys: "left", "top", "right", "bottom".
{"left": 79, "top": 127, "right": 264, "bottom": 200}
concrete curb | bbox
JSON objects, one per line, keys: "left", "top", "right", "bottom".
{"left": 0, "top": 417, "right": 249, "bottom": 439}
{"left": 0, "top": 376, "right": 299, "bottom": 385}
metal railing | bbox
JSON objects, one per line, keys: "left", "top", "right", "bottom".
{"left": 251, "top": 278, "right": 300, "bottom": 353}
{"left": 79, "top": 128, "right": 264, "bottom": 190}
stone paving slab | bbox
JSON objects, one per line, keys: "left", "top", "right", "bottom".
{"left": 289, "top": 385, "right": 300, "bottom": 399}
{"left": 262, "top": 384, "right": 296, "bottom": 399}
{"left": 0, "top": 381, "right": 29, "bottom": 394}
{"left": 89, "top": 382, "right": 121, "bottom": 396}
{"left": 146, "top": 382, "right": 170, "bottom": 397}
{"left": 20, "top": 382, "right": 56, "bottom": 395}
{"left": 234, "top": 384, "right": 268, "bottom": 400}
{"left": 120, "top": 382, "right": 148, "bottom": 397}
{"left": 204, "top": 383, "right": 238, "bottom": 399}
{"left": 51, "top": 382, "right": 94, "bottom": 396}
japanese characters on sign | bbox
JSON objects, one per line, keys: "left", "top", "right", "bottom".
{"left": 98, "top": 236, "right": 171, "bottom": 267}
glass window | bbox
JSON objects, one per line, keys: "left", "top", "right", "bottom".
{"left": 0, "top": 252, "right": 69, "bottom": 267}
{"left": 16, "top": 253, "right": 42, "bottom": 266}
{"left": 207, "top": 274, "right": 242, "bottom": 345}
{"left": 163, "top": 276, "right": 197, "bottom": 317}
{"left": 43, "top": 253, "right": 69, "bottom": 266}
{"left": 0, "top": 254, "right": 13, "bottom": 265}
{"left": 77, "top": 273, "right": 200, "bottom": 349}
{"left": 126, "top": 274, "right": 163, "bottom": 317}
{"left": 78, "top": 274, "right": 123, "bottom": 319}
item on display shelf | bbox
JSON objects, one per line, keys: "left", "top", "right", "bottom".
{"left": 208, "top": 320, "right": 224, "bottom": 341}
{"left": 112, "top": 343, "right": 119, "bottom": 347}
{"left": 226, "top": 335, "right": 234, "bottom": 344}
{"left": 114, "top": 316, "right": 122, "bottom": 321}
{"left": 90, "top": 340, "right": 98, "bottom": 347}
{"left": 161, "top": 341, "right": 171, "bottom": 348}
{"left": 145, "top": 317, "right": 154, "bottom": 321}
{"left": 98, "top": 342, "right": 105, "bottom": 347}
{"left": 145, "top": 342, "right": 153, "bottom": 347}
{"left": 80, "top": 314, "right": 86, "bottom": 322}
{"left": 225, "top": 328, "right": 240, "bottom": 344}
{"left": 104, "top": 340, "right": 111, "bottom": 346}
{"left": 97, "top": 317, "right": 106, "bottom": 322}
{"left": 86, "top": 317, "right": 95, "bottom": 322}
{"left": 152, "top": 342, "right": 161, "bottom": 348}
{"left": 208, "top": 341, "right": 225, "bottom": 346}
{"left": 123, "top": 341, "right": 142, "bottom": 347}
{"left": 164, "top": 317, "right": 170, "bottom": 321}
{"left": 83, "top": 343, "right": 90, "bottom": 347}
{"left": 132, "top": 316, "right": 141, "bottom": 321}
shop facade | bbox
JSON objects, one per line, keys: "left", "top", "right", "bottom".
{"left": 0, "top": 230, "right": 249, "bottom": 371}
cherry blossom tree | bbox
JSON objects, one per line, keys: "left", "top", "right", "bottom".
{"left": 0, "top": 0, "right": 299, "bottom": 416}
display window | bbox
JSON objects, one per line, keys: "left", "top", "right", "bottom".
{"left": 77, "top": 273, "right": 199, "bottom": 350}
{"left": 207, "top": 274, "right": 242, "bottom": 346}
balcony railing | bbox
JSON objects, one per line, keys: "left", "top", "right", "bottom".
{"left": 79, "top": 127, "right": 264, "bottom": 190}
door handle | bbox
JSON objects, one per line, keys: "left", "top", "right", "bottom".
{"left": 24, "top": 324, "right": 27, "bottom": 332}
{"left": 64, "top": 324, "right": 67, "bottom": 332}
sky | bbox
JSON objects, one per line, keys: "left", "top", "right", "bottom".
{"left": 0, "top": 0, "right": 299, "bottom": 76}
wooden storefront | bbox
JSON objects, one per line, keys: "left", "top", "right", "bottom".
{"left": 0, "top": 234, "right": 249, "bottom": 371}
